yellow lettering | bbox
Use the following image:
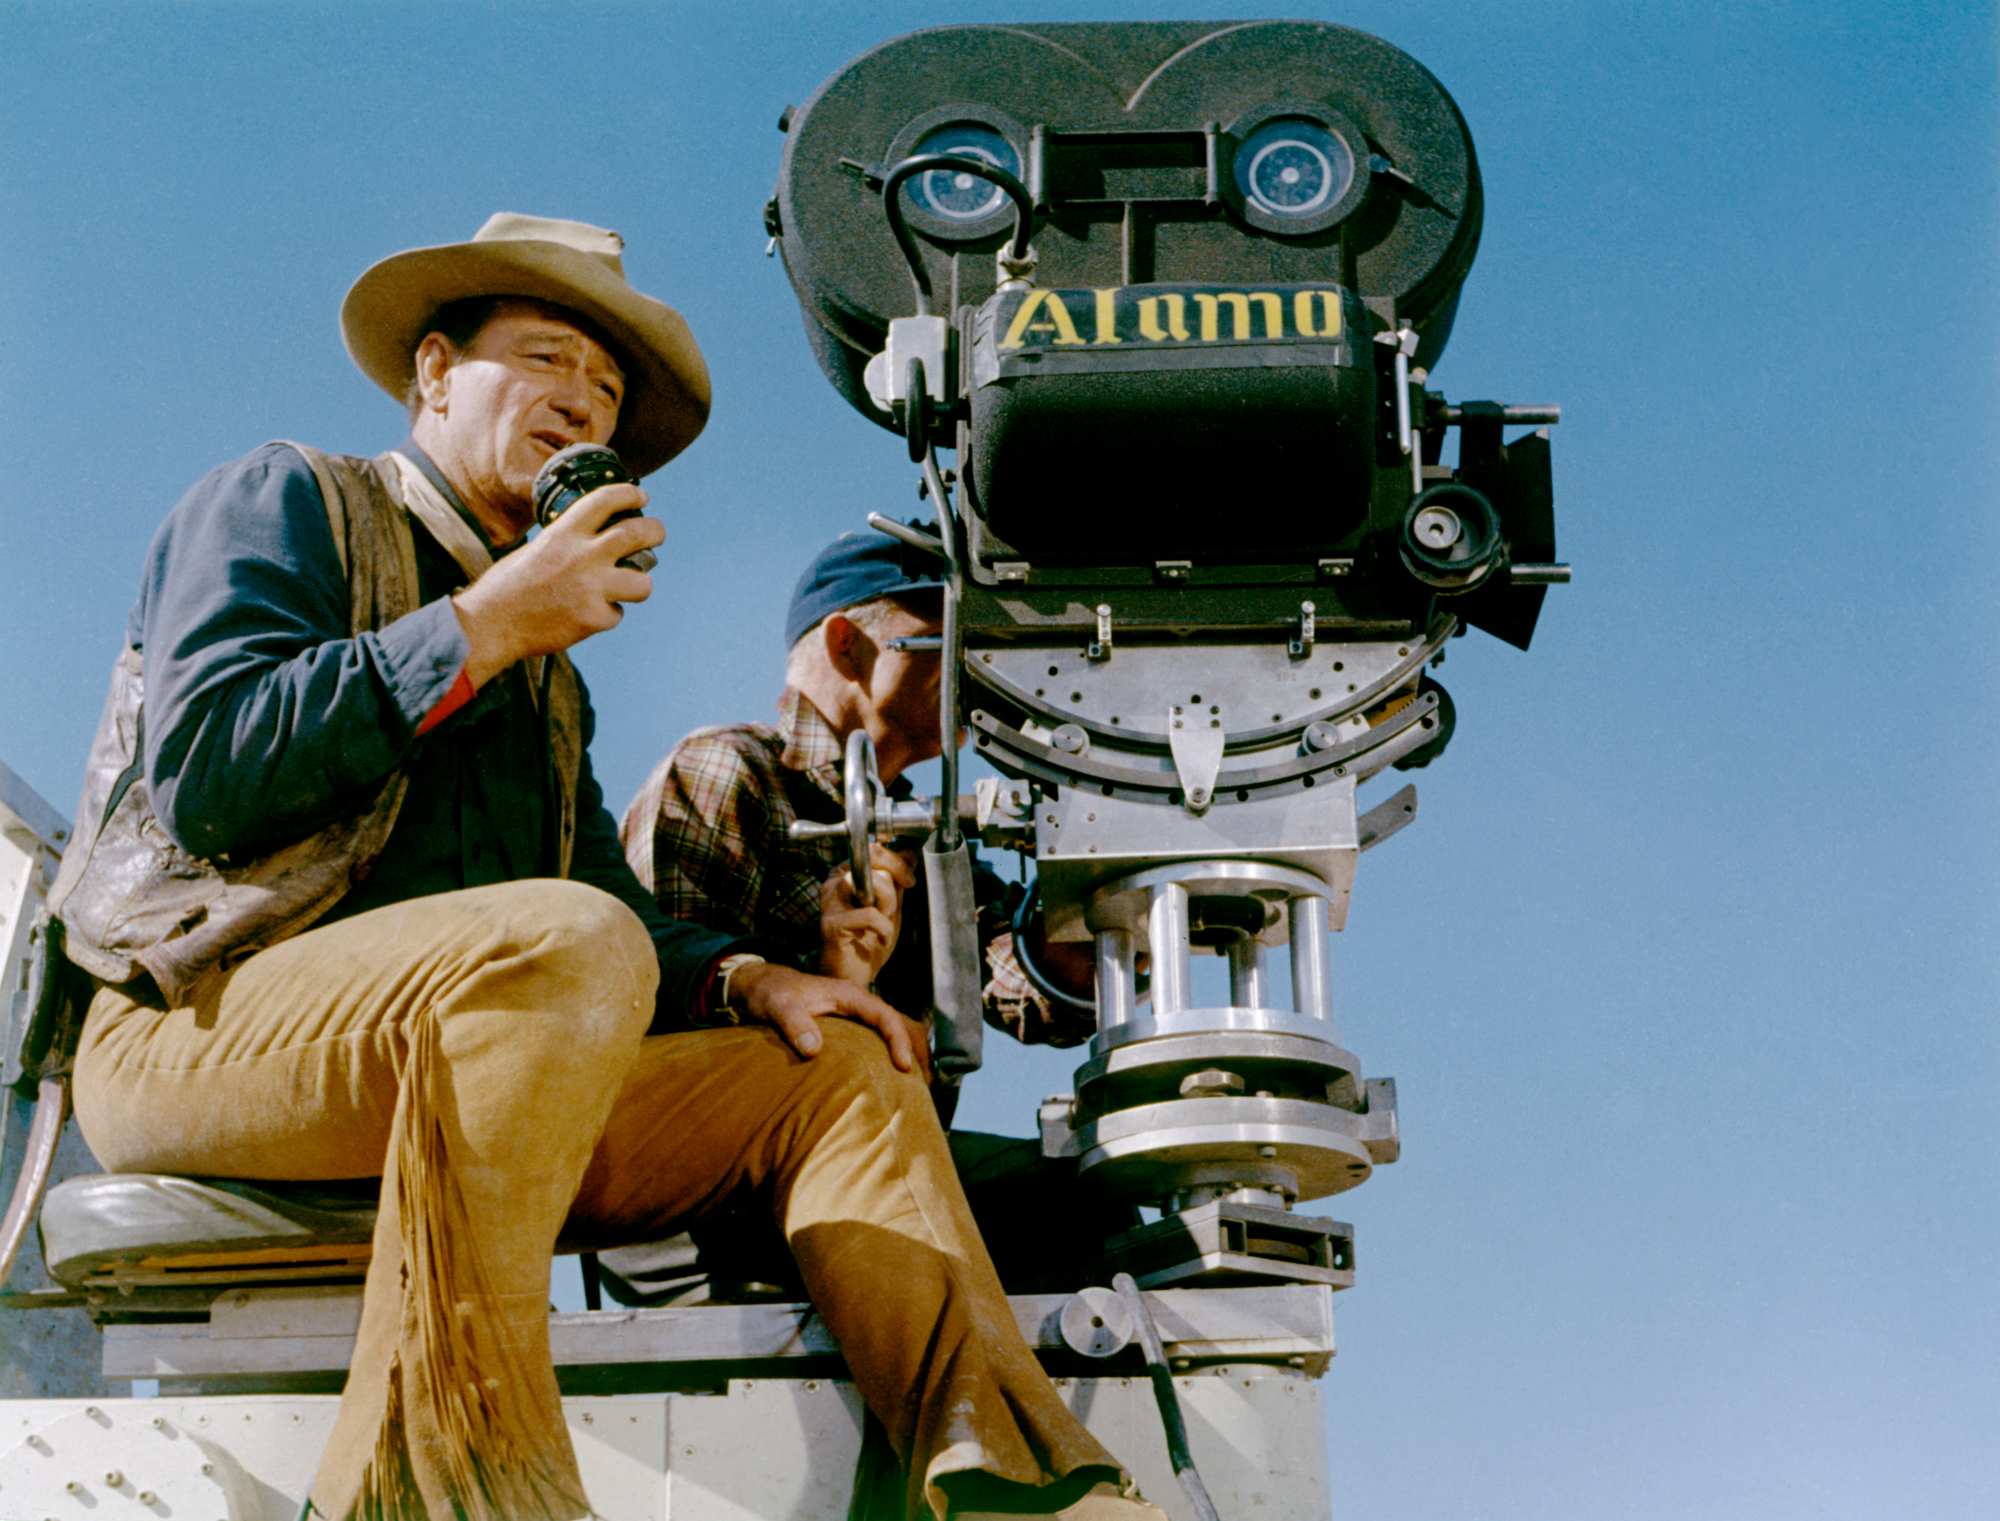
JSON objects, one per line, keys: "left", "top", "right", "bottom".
{"left": 1193, "top": 291, "right": 1285, "bottom": 341}
{"left": 1092, "top": 288, "right": 1122, "bottom": 345}
{"left": 1137, "top": 294, "right": 1190, "bottom": 342}
{"left": 1292, "top": 290, "right": 1342, "bottom": 338}
{"left": 1000, "top": 289, "right": 1086, "bottom": 349}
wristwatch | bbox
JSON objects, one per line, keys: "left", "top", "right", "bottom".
{"left": 713, "top": 952, "right": 767, "bottom": 1024}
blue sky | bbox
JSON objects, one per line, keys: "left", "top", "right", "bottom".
{"left": 2, "top": 2, "right": 1995, "bottom": 1516}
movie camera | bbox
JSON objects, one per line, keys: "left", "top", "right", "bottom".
{"left": 775, "top": 19, "right": 1568, "bottom": 1291}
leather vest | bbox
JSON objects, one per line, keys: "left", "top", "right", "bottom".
{"left": 47, "top": 443, "right": 583, "bottom": 1005}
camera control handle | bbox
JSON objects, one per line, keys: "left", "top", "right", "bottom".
{"left": 785, "top": 730, "right": 939, "bottom": 906}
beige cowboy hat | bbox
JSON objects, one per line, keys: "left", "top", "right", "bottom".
{"left": 341, "top": 211, "right": 710, "bottom": 476}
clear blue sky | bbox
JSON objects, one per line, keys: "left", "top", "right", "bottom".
{"left": 3, "top": 3, "right": 1994, "bottom": 1516}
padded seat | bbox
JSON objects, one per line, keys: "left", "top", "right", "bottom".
{"left": 38, "top": 1173, "right": 644, "bottom": 1295}
{"left": 40, "top": 1173, "right": 381, "bottom": 1290}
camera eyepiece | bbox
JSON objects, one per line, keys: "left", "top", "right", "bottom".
{"left": 1399, "top": 483, "right": 1505, "bottom": 593}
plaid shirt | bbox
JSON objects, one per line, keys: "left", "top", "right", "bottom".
{"left": 619, "top": 689, "right": 1092, "bottom": 1046}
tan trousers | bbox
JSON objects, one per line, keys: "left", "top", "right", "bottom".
{"left": 72, "top": 880, "right": 1119, "bottom": 1520}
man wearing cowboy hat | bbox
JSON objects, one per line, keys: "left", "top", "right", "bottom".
{"left": 48, "top": 214, "right": 1163, "bottom": 1521}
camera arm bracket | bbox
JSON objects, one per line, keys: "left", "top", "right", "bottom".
{"left": 1167, "top": 709, "right": 1226, "bottom": 815}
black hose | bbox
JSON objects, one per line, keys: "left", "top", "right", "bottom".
{"left": 1008, "top": 878, "right": 1097, "bottom": 1016}
{"left": 880, "top": 153, "right": 1035, "bottom": 314}
{"left": 1113, "top": 1272, "right": 1224, "bottom": 1521}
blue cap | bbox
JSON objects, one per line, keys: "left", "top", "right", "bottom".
{"left": 784, "top": 526, "right": 944, "bottom": 649}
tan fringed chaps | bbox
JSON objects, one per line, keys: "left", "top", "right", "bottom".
{"left": 72, "top": 880, "right": 1122, "bottom": 1519}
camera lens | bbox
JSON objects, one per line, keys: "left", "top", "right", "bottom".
{"left": 1235, "top": 119, "right": 1353, "bottom": 219}
{"left": 906, "top": 124, "right": 1020, "bottom": 222}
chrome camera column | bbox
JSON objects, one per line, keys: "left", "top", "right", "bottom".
{"left": 774, "top": 20, "right": 1569, "bottom": 1294}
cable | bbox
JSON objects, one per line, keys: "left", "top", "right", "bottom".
{"left": 1112, "top": 1272, "right": 1224, "bottom": 1521}
{"left": 880, "top": 154, "right": 1035, "bottom": 314}
{"left": 1008, "top": 878, "right": 1097, "bottom": 1015}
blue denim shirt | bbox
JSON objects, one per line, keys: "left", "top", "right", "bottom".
{"left": 125, "top": 440, "right": 746, "bottom": 1026}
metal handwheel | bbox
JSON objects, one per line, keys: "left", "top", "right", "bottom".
{"left": 842, "top": 728, "right": 885, "bottom": 907}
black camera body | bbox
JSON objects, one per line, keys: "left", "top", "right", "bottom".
{"left": 770, "top": 20, "right": 1557, "bottom": 650}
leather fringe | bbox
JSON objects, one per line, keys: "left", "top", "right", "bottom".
{"left": 349, "top": 1010, "right": 592, "bottom": 1520}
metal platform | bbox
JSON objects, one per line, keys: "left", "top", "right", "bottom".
{"left": 0, "top": 1372, "right": 1330, "bottom": 1520}
{"left": 99, "top": 1284, "right": 1335, "bottom": 1391}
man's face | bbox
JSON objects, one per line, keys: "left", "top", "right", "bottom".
{"left": 859, "top": 603, "right": 946, "bottom": 780}
{"left": 420, "top": 300, "right": 626, "bottom": 539}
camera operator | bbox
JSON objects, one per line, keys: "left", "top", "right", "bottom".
{"left": 611, "top": 531, "right": 1128, "bottom": 1305}
{"left": 48, "top": 213, "right": 1159, "bottom": 1521}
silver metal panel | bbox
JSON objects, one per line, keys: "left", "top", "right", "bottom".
{"left": 0, "top": 1376, "right": 1331, "bottom": 1521}
{"left": 100, "top": 1286, "right": 1337, "bottom": 1382}
{"left": 1037, "top": 782, "right": 1359, "bottom": 939}
{"left": 974, "top": 631, "right": 1442, "bottom": 747}
{"left": 0, "top": 763, "right": 100, "bottom": 1398}
{"left": 0, "top": 759, "right": 69, "bottom": 859}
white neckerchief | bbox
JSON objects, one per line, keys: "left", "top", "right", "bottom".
{"left": 386, "top": 451, "right": 552, "bottom": 699}
{"left": 386, "top": 450, "right": 497, "bottom": 583}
